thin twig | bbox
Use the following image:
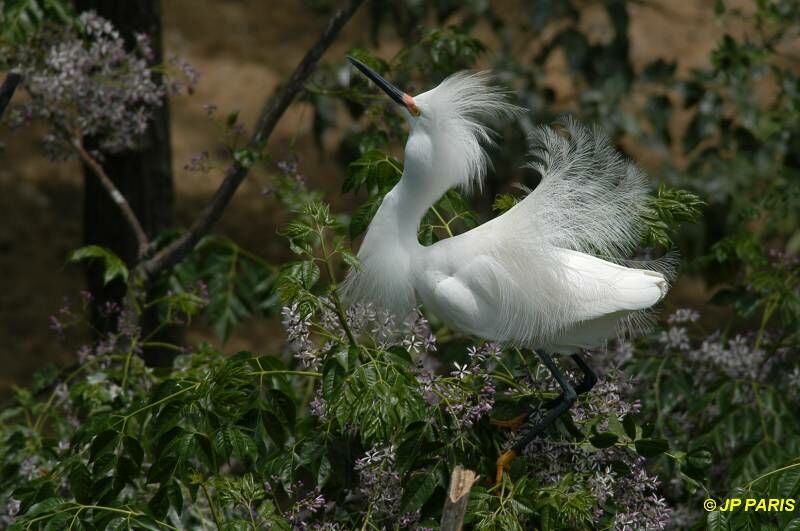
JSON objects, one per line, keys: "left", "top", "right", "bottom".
{"left": 142, "top": 0, "right": 365, "bottom": 277}
{"left": 0, "top": 72, "right": 22, "bottom": 120}
{"left": 74, "top": 139, "right": 150, "bottom": 258}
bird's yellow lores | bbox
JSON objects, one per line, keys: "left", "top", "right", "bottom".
{"left": 345, "top": 57, "right": 672, "bottom": 484}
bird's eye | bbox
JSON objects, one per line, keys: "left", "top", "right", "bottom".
{"left": 409, "top": 103, "right": 422, "bottom": 117}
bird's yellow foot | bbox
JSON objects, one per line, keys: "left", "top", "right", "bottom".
{"left": 495, "top": 449, "right": 517, "bottom": 484}
{"left": 490, "top": 412, "right": 529, "bottom": 431}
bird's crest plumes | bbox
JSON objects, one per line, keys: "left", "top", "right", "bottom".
{"left": 413, "top": 72, "right": 521, "bottom": 192}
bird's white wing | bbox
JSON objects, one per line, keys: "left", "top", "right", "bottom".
{"left": 417, "top": 229, "right": 665, "bottom": 347}
{"left": 414, "top": 118, "right": 671, "bottom": 346}
{"left": 556, "top": 249, "right": 667, "bottom": 321}
{"left": 510, "top": 116, "right": 652, "bottom": 258}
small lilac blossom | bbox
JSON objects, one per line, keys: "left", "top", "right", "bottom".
{"left": 451, "top": 362, "right": 471, "bottom": 379}
{"left": 659, "top": 326, "right": 690, "bottom": 351}
{"left": 309, "top": 387, "right": 327, "bottom": 420}
{"left": 398, "top": 511, "right": 421, "bottom": 528}
{"left": 6, "top": 498, "right": 20, "bottom": 518}
{"left": 788, "top": 367, "right": 800, "bottom": 396}
{"left": 184, "top": 150, "right": 212, "bottom": 173}
{"left": 167, "top": 54, "right": 200, "bottom": 94}
{"left": 423, "top": 333, "right": 437, "bottom": 352}
{"left": 19, "top": 457, "right": 40, "bottom": 480}
{"left": 77, "top": 345, "right": 92, "bottom": 364}
{"left": 668, "top": 308, "right": 700, "bottom": 324}
{"left": 466, "top": 345, "right": 485, "bottom": 362}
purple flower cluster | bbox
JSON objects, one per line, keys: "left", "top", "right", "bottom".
{"left": 659, "top": 309, "right": 784, "bottom": 381}
{"left": 277, "top": 158, "right": 307, "bottom": 189}
{"left": 9, "top": 12, "right": 196, "bottom": 159}
{"left": 287, "top": 485, "right": 326, "bottom": 528}
{"left": 184, "top": 150, "right": 212, "bottom": 174}
{"left": 317, "top": 302, "right": 437, "bottom": 355}
{"left": 524, "top": 439, "right": 671, "bottom": 529}
{"left": 690, "top": 332, "right": 765, "bottom": 379}
{"left": 417, "top": 342, "right": 500, "bottom": 429}
{"left": 281, "top": 302, "right": 318, "bottom": 369}
{"left": 570, "top": 368, "right": 641, "bottom": 427}
{"left": 354, "top": 444, "right": 402, "bottom": 518}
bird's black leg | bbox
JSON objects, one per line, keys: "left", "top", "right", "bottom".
{"left": 496, "top": 351, "right": 577, "bottom": 483}
{"left": 542, "top": 351, "right": 597, "bottom": 408}
{"left": 0, "top": 73, "right": 22, "bottom": 121}
{"left": 570, "top": 352, "right": 598, "bottom": 396}
{"left": 513, "top": 351, "right": 576, "bottom": 452}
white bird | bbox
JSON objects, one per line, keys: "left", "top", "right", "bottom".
{"left": 345, "top": 58, "right": 672, "bottom": 482}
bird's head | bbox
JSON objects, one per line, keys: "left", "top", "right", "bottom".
{"left": 348, "top": 56, "right": 520, "bottom": 193}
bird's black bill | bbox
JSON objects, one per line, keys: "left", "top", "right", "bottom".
{"left": 0, "top": 73, "right": 22, "bottom": 121}
{"left": 347, "top": 56, "right": 405, "bottom": 107}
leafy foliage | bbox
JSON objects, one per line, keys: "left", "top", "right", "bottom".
{"left": 0, "top": 0, "right": 72, "bottom": 46}
{"left": 2, "top": 0, "right": 800, "bottom": 529}
{"left": 169, "top": 236, "right": 277, "bottom": 343}
{"left": 68, "top": 245, "right": 129, "bottom": 285}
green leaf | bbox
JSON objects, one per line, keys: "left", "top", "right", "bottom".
{"left": 785, "top": 518, "right": 800, "bottom": 531}
{"left": 261, "top": 411, "right": 287, "bottom": 448}
{"left": 194, "top": 433, "right": 216, "bottom": 470}
{"left": 322, "top": 357, "right": 346, "bottom": 400}
{"left": 493, "top": 193, "right": 519, "bottom": 213}
{"left": 0, "top": 0, "right": 73, "bottom": 44}
{"left": 233, "top": 147, "right": 261, "bottom": 168}
{"left": 589, "top": 433, "right": 619, "bottom": 449}
{"left": 149, "top": 484, "right": 170, "bottom": 520}
{"left": 634, "top": 438, "right": 669, "bottom": 458}
{"left": 68, "top": 245, "right": 129, "bottom": 285}
{"left": 225, "top": 110, "right": 240, "bottom": 128}
{"left": 622, "top": 414, "right": 637, "bottom": 440}
{"left": 643, "top": 185, "right": 705, "bottom": 247}
{"left": 89, "top": 429, "right": 120, "bottom": 461}
{"left": 686, "top": 448, "right": 713, "bottom": 472}
{"left": 778, "top": 464, "right": 800, "bottom": 498}
{"left": 267, "top": 388, "right": 297, "bottom": 427}
{"left": 167, "top": 480, "right": 184, "bottom": 516}
{"left": 123, "top": 436, "right": 144, "bottom": 468}
{"left": 400, "top": 470, "right": 440, "bottom": 513}
{"left": 350, "top": 194, "right": 384, "bottom": 238}
{"left": 115, "top": 456, "right": 140, "bottom": 487}
{"left": 276, "top": 260, "right": 320, "bottom": 307}
{"left": 706, "top": 510, "right": 729, "bottom": 531}
{"left": 146, "top": 456, "right": 177, "bottom": 484}
{"left": 344, "top": 149, "right": 402, "bottom": 194}
{"left": 68, "top": 463, "right": 92, "bottom": 504}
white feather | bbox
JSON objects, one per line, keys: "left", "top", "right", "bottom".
{"left": 343, "top": 73, "right": 672, "bottom": 352}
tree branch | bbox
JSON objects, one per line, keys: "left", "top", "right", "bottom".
{"left": 0, "top": 72, "right": 22, "bottom": 120}
{"left": 441, "top": 465, "right": 478, "bottom": 531}
{"left": 142, "top": 0, "right": 365, "bottom": 277}
{"left": 74, "top": 139, "right": 150, "bottom": 258}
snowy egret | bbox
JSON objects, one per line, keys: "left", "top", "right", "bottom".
{"left": 345, "top": 57, "right": 671, "bottom": 483}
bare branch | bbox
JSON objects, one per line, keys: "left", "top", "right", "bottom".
{"left": 74, "top": 140, "right": 150, "bottom": 258}
{"left": 0, "top": 72, "right": 22, "bottom": 120}
{"left": 441, "top": 465, "right": 478, "bottom": 531}
{"left": 142, "top": 0, "right": 365, "bottom": 277}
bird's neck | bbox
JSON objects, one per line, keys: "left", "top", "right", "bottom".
{"left": 345, "top": 162, "right": 447, "bottom": 316}
{"left": 383, "top": 167, "right": 448, "bottom": 249}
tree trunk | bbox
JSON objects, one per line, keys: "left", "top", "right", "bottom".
{"left": 75, "top": 0, "right": 182, "bottom": 367}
